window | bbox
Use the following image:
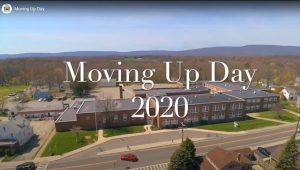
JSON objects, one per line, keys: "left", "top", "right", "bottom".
{"left": 219, "top": 113, "right": 225, "bottom": 119}
{"left": 264, "top": 98, "right": 269, "bottom": 102}
{"left": 114, "top": 115, "right": 118, "bottom": 121}
{"left": 256, "top": 98, "right": 261, "bottom": 103}
{"left": 202, "top": 113, "right": 208, "bottom": 120}
{"left": 273, "top": 97, "right": 278, "bottom": 102}
{"left": 231, "top": 104, "right": 236, "bottom": 110}
{"left": 202, "top": 106, "right": 209, "bottom": 112}
{"left": 213, "top": 105, "right": 220, "bottom": 111}
{"left": 238, "top": 103, "right": 243, "bottom": 109}
{"left": 122, "top": 114, "right": 127, "bottom": 121}
{"left": 221, "top": 104, "right": 226, "bottom": 110}
{"left": 190, "top": 106, "right": 199, "bottom": 114}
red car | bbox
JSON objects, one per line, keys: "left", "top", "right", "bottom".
{"left": 120, "top": 153, "right": 138, "bottom": 162}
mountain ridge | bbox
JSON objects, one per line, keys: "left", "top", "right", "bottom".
{"left": 1, "top": 45, "right": 300, "bottom": 58}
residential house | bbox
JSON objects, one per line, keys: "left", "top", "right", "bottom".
{"left": 281, "top": 87, "right": 298, "bottom": 100}
{"left": 201, "top": 147, "right": 253, "bottom": 170}
{"left": 0, "top": 116, "right": 34, "bottom": 149}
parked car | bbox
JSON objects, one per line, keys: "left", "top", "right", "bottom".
{"left": 257, "top": 147, "right": 271, "bottom": 157}
{"left": 38, "top": 98, "right": 43, "bottom": 102}
{"left": 16, "top": 162, "right": 36, "bottom": 170}
{"left": 120, "top": 153, "right": 138, "bottom": 162}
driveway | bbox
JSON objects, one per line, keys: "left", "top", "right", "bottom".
{"left": 13, "top": 120, "right": 54, "bottom": 161}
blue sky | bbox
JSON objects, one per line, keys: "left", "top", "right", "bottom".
{"left": 1, "top": 2, "right": 300, "bottom": 54}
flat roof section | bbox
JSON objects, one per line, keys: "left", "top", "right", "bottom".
{"left": 225, "top": 89, "right": 279, "bottom": 99}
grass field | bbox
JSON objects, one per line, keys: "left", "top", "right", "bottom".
{"left": 256, "top": 111, "right": 299, "bottom": 122}
{"left": 0, "top": 85, "right": 28, "bottom": 98}
{"left": 193, "top": 119, "right": 281, "bottom": 132}
{"left": 42, "top": 130, "right": 97, "bottom": 157}
{"left": 103, "top": 125, "right": 145, "bottom": 137}
{"left": 281, "top": 100, "right": 300, "bottom": 113}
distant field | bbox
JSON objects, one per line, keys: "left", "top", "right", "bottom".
{"left": 256, "top": 111, "right": 299, "bottom": 122}
{"left": 193, "top": 119, "right": 281, "bottom": 132}
{"left": 42, "top": 130, "right": 97, "bottom": 157}
{"left": 0, "top": 85, "right": 28, "bottom": 98}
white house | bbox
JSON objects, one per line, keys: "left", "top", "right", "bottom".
{"left": 281, "top": 87, "right": 298, "bottom": 100}
{"left": 0, "top": 115, "right": 34, "bottom": 147}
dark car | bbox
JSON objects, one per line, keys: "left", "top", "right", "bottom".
{"left": 120, "top": 153, "right": 138, "bottom": 162}
{"left": 16, "top": 162, "right": 36, "bottom": 170}
{"left": 257, "top": 147, "right": 271, "bottom": 157}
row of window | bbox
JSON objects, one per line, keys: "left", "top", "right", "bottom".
{"left": 246, "top": 97, "right": 278, "bottom": 104}
{"left": 189, "top": 103, "right": 243, "bottom": 114}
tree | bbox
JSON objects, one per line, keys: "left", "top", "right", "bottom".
{"left": 71, "top": 81, "right": 92, "bottom": 97}
{"left": 70, "top": 126, "right": 82, "bottom": 144}
{"left": 99, "top": 96, "right": 116, "bottom": 128}
{"left": 272, "top": 103, "right": 284, "bottom": 119}
{"left": 169, "top": 138, "right": 198, "bottom": 170}
{"left": 276, "top": 133, "right": 299, "bottom": 170}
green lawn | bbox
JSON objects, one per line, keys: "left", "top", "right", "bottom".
{"left": 193, "top": 119, "right": 281, "bottom": 132}
{"left": 296, "top": 139, "right": 300, "bottom": 145}
{"left": 42, "top": 130, "right": 97, "bottom": 157}
{"left": 281, "top": 100, "right": 300, "bottom": 113}
{"left": 256, "top": 111, "right": 299, "bottom": 122}
{"left": 1, "top": 155, "right": 16, "bottom": 162}
{"left": 0, "top": 85, "right": 28, "bottom": 98}
{"left": 103, "top": 125, "right": 145, "bottom": 137}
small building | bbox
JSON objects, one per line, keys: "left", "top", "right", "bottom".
{"left": 280, "top": 87, "right": 298, "bottom": 100}
{"left": 201, "top": 147, "right": 253, "bottom": 170}
{"left": 33, "top": 90, "right": 53, "bottom": 100}
{"left": 0, "top": 116, "right": 34, "bottom": 149}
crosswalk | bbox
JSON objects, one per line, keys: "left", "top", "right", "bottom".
{"left": 36, "top": 162, "right": 49, "bottom": 170}
{"left": 129, "top": 162, "right": 169, "bottom": 170}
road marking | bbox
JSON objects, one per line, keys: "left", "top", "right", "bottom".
{"left": 129, "top": 162, "right": 169, "bottom": 170}
{"left": 195, "top": 129, "right": 294, "bottom": 149}
{"left": 48, "top": 160, "right": 117, "bottom": 170}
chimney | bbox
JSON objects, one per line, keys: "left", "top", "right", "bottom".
{"left": 119, "top": 85, "right": 123, "bottom": 99}
{"left": 237, "top": 153, "right": 241, "bottom": 162}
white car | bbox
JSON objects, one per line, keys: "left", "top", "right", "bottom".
{"left": 38, "top": 98, "right": 43, "bottom": 102}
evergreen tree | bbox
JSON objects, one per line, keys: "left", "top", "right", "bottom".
{"left": 169, "top": 138, "right": 198, "bottom": 170}
{"left": 71, "top": 81, "right": 92, "bottom": 97}
{"left": 276, "top": 133, "right": 299, "bottom": 170}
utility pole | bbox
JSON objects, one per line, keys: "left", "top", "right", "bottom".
{"left": 295, "top": 98, "right": 300, "bottom": 134}
{"left": 180, "top": 122, "right": 185, "bottom": 143}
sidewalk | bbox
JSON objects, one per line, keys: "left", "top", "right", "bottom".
{"left": 283, "top": 109, "right": 300, "bottom": 117}
{"left": 247, "top": 113, "right": 291, "bottom": 124}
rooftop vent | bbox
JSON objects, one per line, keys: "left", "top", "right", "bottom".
{"left": 74, "top": 106, "right": 78, "bottom": 110}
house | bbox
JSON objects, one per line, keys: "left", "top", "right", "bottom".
{"left": 55, "top": 98, "right": 148, "bottom": 132}
{"left": 294, "top": 77, "right": 300, "bottom": 87}
{"left": 201, "top": 147, "right": 253, "bottom": 170}
{"left": 33, "top": 90, "right": 53, "bottom": 100}
{"left": 0, "top": 115, "right": 34, "bottom": 149}
{"left": 280, "top": 87, "right": 298, "bottom": 100}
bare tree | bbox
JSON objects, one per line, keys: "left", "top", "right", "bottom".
{"left": 70, "top": 126, "right": 82, "bottom": 143}
{"left": 98, "top": 96, "right": 116, "bottom": 128}
{"left": 272, "top": 103, "right": 284, "bottom": 119}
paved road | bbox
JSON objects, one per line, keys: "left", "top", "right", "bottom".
{"left": 47, "top": 124, "right": 298, "bottom": 170}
